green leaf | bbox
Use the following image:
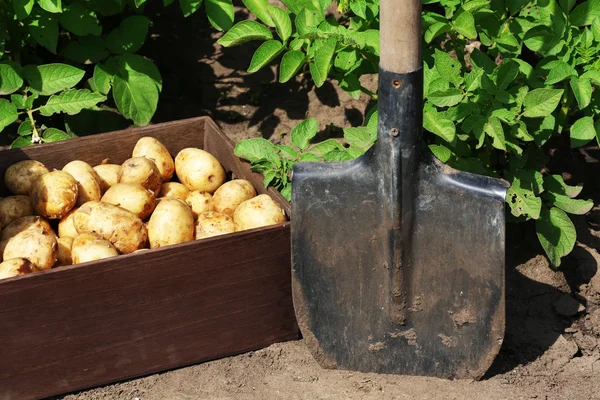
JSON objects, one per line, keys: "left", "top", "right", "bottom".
{"left": 523, "top": 26, "right": 562, "bottom": 55}
{"left": 506, "top": 177, "right": 542, "bottom": 219}
{"left": 570, "top": 116, "right": 596, "bottom": 148}
{"left": 569, "top": 76, "right": 592, "bottom": 110}
{"left": 280, "top": 184, "right": 291, "bottom": 201}
{"left": 593, "top": 17, "right": 600, "bottom": 40}
{"left": 0, "top": 99, "right": 18, "bottom": 132}
{"left": 536, "top": 207, "right": 576, "bottom": 266}
{"left": 39, "top": 89, "right": 107, "bottom": 116}
{"left": 334, "top": 48, "right": 359, "bottom": 72}
{"left": 17, "top": 119, "right": 33, "bottom": 136}
{"left": 510, "top": 121, "right": 534, "bottom": 141}
{"left": 106, "top": 16, "right": 151, "bottom": 54}
{"left": 569, "top": 0, "right": 600, "bottom": 26}
{"left": 309, "top": 38, "right": 336, "bottom": 88}
{"left": 234, "top": 138, "right": 279, "bottom": 163}
{"left": 11, "top": 94, "right": 26, "bottom": 109}
{"left": 469, "top": 48, "right": 496, "bottom": 74}
{"left": 291, "top": 118, "right": 318, "bottom": 150}
{"left": 217, "top": 20, "right": 273, "bottom": 47}
{"left": 452, "top": 9, "right": 477, "bottom": 39}
{"left": 42, "top": 127, "right": 71, "bottom": 143}
{"left": 205, "top": 0, "right": 234, "bottom": 31}
{"left": 425, "top": 22, "right": 452, "bottom": 43}
{"left": 300, "top": 153, "right": 321, "bottom": 162}
{"left": 23, "top": 63, "right": 85, "bottom": 95}
{"left": 485, "top": 116, "right": 506, "bottom": 151}
{"left": 496, "top": 61, "right": 519, "bottom": 90}
{"left": 179, "top": 0, "right": 202, "bottom": 16}
{"left": 296, "top": 8, "right": 318, "bottom": 36}
{"left": 279, "top": 50, "right": 305, "bottom": 83}
{"left": 545, "top": 61, "right": 576, "bottom": 85}
{"left": 434, "top": 49, "right": 463, "bottom": 85}
{"left": 543, "top": 192, "right": 594, "bottom": 215}
{"left": 559, "top": 0, "right": 575, "bottom": 12}
{"left": 0, "top": 63, "right": 23, "bottom": 95}
{"left": 581, "top": 70, "right": 600, "bottom": 86}
{"left": 241, "top": 0, "right": 274, "bottom": 26}
{"left": 278, "top": 145, "right": 298, "bottom": 160}
{"left": 306, "top": 139, "right": 343, "bottom": 157}
{"left": 350, "top": 0, "right": 366, "bottom": 18}
{"left": 59, "top": 3, "right": 101, "bottom": 36}
{"left": 248, "top": 40, "right": 284, "bottom": 73}
{"left": 423, "top": 108, "right": 456, "bottom": 142}
{"left": 464, "top": 68, "right": 483, "bottom": 92}
{"left": 544, "top": 175, "right": 583, "bottom": 198}
{"left": 28, "top": 8, "right": 59, "bottom": 53}
{"left": 115, "top": 54, "right": 162, "bottom": 91}
{"left": 13, "top": 0, "right": 34, "bottom": 20}
{"left": 93, "top": 60, "right": 116, "bottom": 95}
{"left": 37, "top": 0, "right": 61, "bottom": 13}
{"left": 323, "top": 148, "right": 354, "bottom": 161}
{"left": 11, "top": 136, "right": 32, "bottom": 149}
{"left": 344, "top": 126, "right": 376, "bottom": 152}
{"left": 135, "top": 0, "right": 147, "bottom": 7}
{"left": 522, "top": 88, "right": 563, "bottom": 118}
{"left": 267, "top": 6, "right": 292, "bottom": 42}
{"left": 84, "top": 0, "right": 125, "bottom": 16}
{"left": 428, "top": 89, "right": 464, "bottom": 107}
{"left": 429, "top": 144, "right": 453, "bottom": 162}
{"left": 60, "top": 36, "right": 109, "bottom": 64}
{"left": 365, "top": 104, "right": 377, "bottom": 127}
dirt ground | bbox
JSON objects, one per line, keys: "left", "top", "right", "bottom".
{"left": 49, "top": 4, "right": 600, "bottom": 400}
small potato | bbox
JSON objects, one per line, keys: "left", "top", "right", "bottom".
{"left": 195, "top": 211, "right": 235, "bottom": 239}
{"left": 0, "top": 258, "right": 37, "bottom": 280}
{"left": 132, "top": 137, "right": 175, "bottom": 181}
{"left": 101, "top": 183, "right": 156, "bottom": 220}
{"left": 175, "top": 148, "right": 226, "bottom": 193}
{"left": 186, "top": 191, "right": 213, "bottom": 218}
{"left": 73, "top": 201, "right": 147, "bottom": 254}
{"left": 58, "top": 207, "right": 79, "bottom": 238}
{"left": 72, "top": 233, "right": 118, "bottom": 264}
{"left": 0, "top": 239, "right": 8, "bottom": 261}
{"left": 211, "top": 179, "right": 256, "bottom": 216}
{"left": 4, "top": 160, "right": 50, "bottom": 195}
{"left": 233, "top": 194, "right": 287, "bottom": 231}
{"left": 93, "top": 164, "right": 120, "bottom": 193}
{"left": 56, "top": 236, "right": 73, "bottom": 267}
{"left": 158, "top": 182, "right": 190, "bottom": 202}
{"left": 62, "top": 161, "right": 103, "bottom": 206}
{"left": 118, "top": 157, "right": 162, "bottom": 195}
{"left": 3, "top": 229, "right": 58, "bottom": 271}
{"left": 1, "top": 215, "right": 56, "bottom": 242}
{"left": 147, "top": 198, "right": 194, "bottom": 248}
{"left": 0, "top": 196, "right": 34, "bottom": 227}
{"left": 30, "top": 170, "right": 78, "bottom": 219}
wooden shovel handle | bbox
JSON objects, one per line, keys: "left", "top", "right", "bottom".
{"left": 380, "top": 0, "right": 422, "bottom": 73}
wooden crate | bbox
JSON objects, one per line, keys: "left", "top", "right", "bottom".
{"left": 0, "top": 117, "right": 298, "bottom": 400}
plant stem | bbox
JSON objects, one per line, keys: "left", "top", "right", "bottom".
{"left": 360, "top": 85, "right": 378, "bottom": 99}
{"left": 26, "top": 110, "right": 41, "bottom": 144}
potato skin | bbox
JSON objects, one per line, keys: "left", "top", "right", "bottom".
{"left": 211, "top": 179, "right": 256, "bottom": 217}
{"left": 73, "top": 201, "right": 148, "bottom": 254}
{"left": 118, "top": 157, "right": 162, "bottom": 195}
{"left": 4, "top": 160, "right": 50, "bottom": 196}
{"left": 93, "top": 164, "right": 120, "bottom": 193}
{"left": 30, "top": 170, "right": 78, "bottom": 219}
{"left": 72, "top": 233, "right": 119, "bottom": 264}
{"left": 186, "top": 191, "right": 213, "bottom": 218}
{"left": 62, "top": 160, "right": 103, "bottom": 206}
{"left": 147, "top": 198, "right": 194, "bottom": 248}
{"left": 56, "top": 236, "right": 73, "bottom": 266}
{"left": 101, "top": 183, "right": 156, "bottom": 220}
{"left": 132, "top": 137, "right": 175, "bottom": 182}
{"left": 1, "top": 215, "right": 56, "bottom": 242}
{"left": 3, "top": 229, "right": 58, "bottom": 271}
{"left": 175, "top": 148, "right": 226, "bottom": 193}
{"left": 158, "top": 182, "right": 190, "bottom": 202}
{"left": 0, "top": 258, "right": 37, "bottom": 280}
{"left": 233, "top": 194, "right": 287, "bottom": 231}
{"left": 195, "top": 211, "right": 235, "bottom": 239}
{"left": 0, "top": 196, "right": 34, "bottom": 227}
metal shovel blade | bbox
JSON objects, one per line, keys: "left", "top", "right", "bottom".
{"left": 291, "top": 68, "right": 509, "bottom": 380}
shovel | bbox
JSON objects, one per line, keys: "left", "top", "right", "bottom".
{"left": 291, "top": 0, "right": 509, "bottom": 380}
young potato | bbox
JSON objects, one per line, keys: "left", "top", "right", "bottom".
{"left": 0, "top": 258, "right": 37, "bottom": 280}
{"left": 195, "top": 211, "right": 235, "bottom": 240}
{"left": 186, "top": 191, "right": 213, "bottom": 218}
{"left": 175, "top": 148, "right": 226, "bottom": 193}
{"left": 0, "top": 239, "right": 8, "bottom": 261}
{"left": 73, "top": 201, "right": 147, "bottom": 254}
{"left": 3, "top": 229, "right": 58, "bottom": 271}
{"left": 71, "top": 233, "right": 119, "bottom": 264}
{"left": 62, "top": 160, "right": 103, "bottom": 206}
{"left": 118, "top": 157, "right": 162, "bottom": 195}
{"left": 55, "top": 236, "right": 73, "bottom": 267}
{"left": 233, "top": 194, "right": 287, "bottom": 231}
{"left": 58, "top": 207, "right": 79, "bottom": 238}
{"left": 0, "top": 196, "right": 34, "bottom": 227}
{"left": 93, "top": 164, "right": 120, "bottom": 193}
{"left": 101, "top": 183, "right": 156, "bottom": 220}
{"left": 132, "top": 137, "right": 175, "bottom": 182}
{"left": 4, "top": 160, "right": 50, "bottom": 195}
{"left": 158, "top": 182, "right": 190, "bottom": 201}
{"left": 147, "top": 198, "right": 194, "bottom": 248}
{"left": 1, "top": 215, "right": 56, "bottom": 242}
{"left": 30, "top": 170, "right": 79, "bottom": 219}
{"left": 211, "top": 179, "right": 257, "bottom": 217}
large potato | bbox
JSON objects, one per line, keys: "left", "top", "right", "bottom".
{"left": 132, "top": 137, "right": 175, "bottom": 182}
{"left": 186, "top": 191, "right": 213, "bottom": 218}
{"left": 30, "top": 170, "right": 78, "bottom": 219}
{"left": 147, "top": 198, "right": 194, "bottom": 248}
{"left": 73, "top": 201, "right": 147, "bottom": 254}
{"left": 1, "top": 215, "right": 56, "bottom": 242}
{"left": 118, "top": 157, "right": 162, "bottom": 195}
{"left": 93, "top": 164, "right": 120, "bottom": 193}
{"left": 195, "top": 211, "right": 235, "bottom": 239}
{"left": 158, "top": 182, "right": 189, "bottom": 201}
{"left": 211, "top": 179, "right": 256, "bottom": 217}
{"left": 0, "top": 196, "right": 34, "bottom": 227}
{"left": 4, "top": 160, "right": 50, "bottom": 195}
{"left": 0, "top": 258, "right": 37, "bottom": 280}
{"left": 62, "top": 160, "right": 103, "bottom": 206}
{"left": 58, "top": 207, "right": 79, "bottom": 238}
{"left": 72, "top": 233, "right": 119, "bottom": 264}
{"left": 233, "top": 194, "right": 287, "bottom": 231}
{"left": 3, "top": 229, "right": 58, "bottom": 270}
{"left": 175, "top": 148, "right": 226, "bottom": 193}
{"left": 101, "top": 183, "right": 156, "bottom": 220}
{"left": 56, "top": 236, "right": 73, "bottom": 266}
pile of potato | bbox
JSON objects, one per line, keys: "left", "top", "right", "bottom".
{"left": 0, "top": 137, "right": 287, "bottom": 280}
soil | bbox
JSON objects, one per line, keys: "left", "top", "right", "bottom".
{"left": 46, "top": 3, "right": 600, "bottom": 400}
